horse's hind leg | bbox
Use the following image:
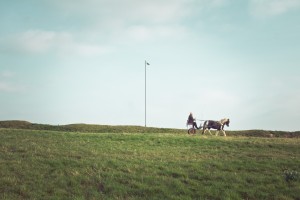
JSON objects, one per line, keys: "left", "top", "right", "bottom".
{"left": 208, "top": 130, "right": 213, "bottom": 136}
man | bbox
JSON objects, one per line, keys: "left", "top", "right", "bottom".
{"left": 187, "top": 112, "right": 200, "bottom": 129}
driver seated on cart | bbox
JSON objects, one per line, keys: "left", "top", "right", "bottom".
{"left": 187, "top": 112, "right": 200, "bottom": 129}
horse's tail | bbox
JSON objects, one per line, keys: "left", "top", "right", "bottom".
{"left": 202, "top": 120, "right": 207, "bottom": 128}
{"left": 202, "top": 120, "right": 208, "bottom": 133}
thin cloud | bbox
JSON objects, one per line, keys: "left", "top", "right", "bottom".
{"left": 0, "top": 82, "right": 14, "bottom": 92}
{"left": 1, "top": 0, "right": 231, "bottom": 49}
{"left": 53, "top": 0, "right": 189, "bottom": 24}
{"left": 50, "top": 0, "right": 227, "bottom": 34}
{"left": 250, "top": 0, "right": 300, "bottom": 18}
{"left": 1, "top": 30, "right": 112, "bottom": 56}
{"left": 0, "top": 81, "right": 25, "bottom": 93}
{"left": 0, "top": 71, "right": 14, "bottom": 78}
{"left": 126, "top": 25, "right": 188, "bottom": 42}
{"left": 0, "top": 71, "right": 25, "bottom": 93}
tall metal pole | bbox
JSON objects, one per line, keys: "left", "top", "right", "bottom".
{"left": 145, "top": 60, "right": 147, "bottom": 127}
{"left": 144, "top": 60, "right": 150, "bottom": 127}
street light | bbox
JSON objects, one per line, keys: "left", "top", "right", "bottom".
{"left": 145, "top": 60, "right": 150, "bottom": 127}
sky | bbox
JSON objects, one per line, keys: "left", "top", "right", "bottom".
{"left": 0, "top": 0, "right": 300, "bottom": 131}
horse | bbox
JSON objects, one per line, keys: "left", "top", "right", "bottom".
{"left": 202, "top": 118, "right": 230, "bottom": 136}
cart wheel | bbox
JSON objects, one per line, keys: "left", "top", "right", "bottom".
{"left": 188, "top": 128, "right": 196, "bottom": 134}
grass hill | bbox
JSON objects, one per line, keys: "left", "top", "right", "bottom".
{"left": 0, "top": 120, "right": 181, "bottom": 134}
{"left": 0, "top": 127, "right": 299, "bottom": 199}
{"left": 1, "top": 120, "right": 299, "bottom": 199}
{"left": 0, "top": 120, "right": 299, "bottom": 137}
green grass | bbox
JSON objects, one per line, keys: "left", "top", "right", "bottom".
{"left": 0, "top": 128, "right": 299, "bottom": 199}
{"left": 0, "top": 120, "right": 184, "bottom": 134}
{"left": 1, "top": 120, "right": 300, "bottom": 137}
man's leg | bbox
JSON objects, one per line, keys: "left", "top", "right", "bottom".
{"left": 193, "top": 122, "right": 199, "bottom": 129}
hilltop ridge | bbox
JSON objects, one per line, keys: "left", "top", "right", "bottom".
{"left": 0, "top": 120, "right": 299, "bottom": 137}
{"left": 0, "top": 120, "right": 180, "bottom": 134}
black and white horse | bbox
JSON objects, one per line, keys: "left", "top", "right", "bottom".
{"left": 202, "top": 118, "right": 230, "bottom": 136}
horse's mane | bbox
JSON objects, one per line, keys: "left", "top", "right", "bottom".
{"left": 219, "top": 118, "right": 229, "bottom": 124}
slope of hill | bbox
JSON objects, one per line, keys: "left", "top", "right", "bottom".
{"left": 0, "top": 120, "right": 299, "bottom": 137}
{"left": 0, "top": 128, "right": 299, "bottom": 199}
{"left": 0, "top": 120, "right": 182, "bottom": 134}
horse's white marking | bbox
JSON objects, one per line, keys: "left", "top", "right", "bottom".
{"left": 222, "top": 130, "right": 227, "bottom": 136}
{"left": 219, "top": 118, "right": 228, "bottom": 125}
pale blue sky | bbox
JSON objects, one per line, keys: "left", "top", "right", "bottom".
{"left": 0, "top": 0, "right": 300, "bottom": 131}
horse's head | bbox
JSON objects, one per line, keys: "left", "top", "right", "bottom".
{"left": 224, "top": 118, "right": 230, "bottom": 127}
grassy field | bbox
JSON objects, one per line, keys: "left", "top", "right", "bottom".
{"left": 0, "top": 122, "right": 300, "bottom": 199}
{"left": 1, "top": 120, "right": 300, "bottom": 137}
{"left": 0, "top": 127, "right": 299, "bottom": 199}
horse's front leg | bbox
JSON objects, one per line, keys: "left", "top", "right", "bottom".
{"left": 222, "top": 130, "right": 227, "bottom": 137}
